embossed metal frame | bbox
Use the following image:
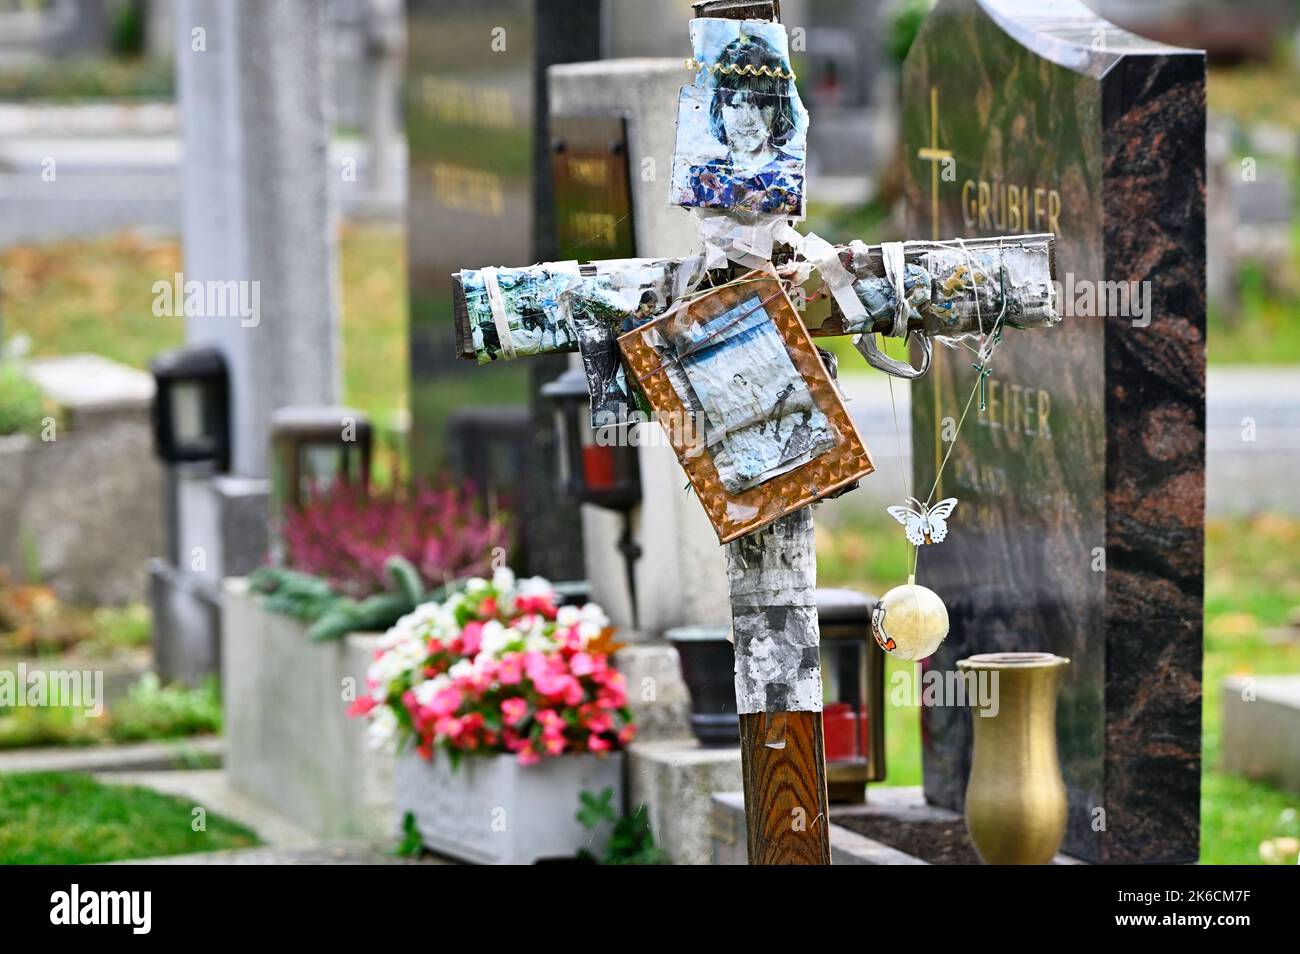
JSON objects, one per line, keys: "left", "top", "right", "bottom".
{"left": 617, "top": 266, "right": 874, "bottom": 543}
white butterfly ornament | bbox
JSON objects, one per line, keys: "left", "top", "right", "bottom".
{"left": 887, "top": 497, "right": 959, "bottom": 546}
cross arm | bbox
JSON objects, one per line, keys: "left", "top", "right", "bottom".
{"left": 450, "top": 233, "right": 1058, "bottom": 361}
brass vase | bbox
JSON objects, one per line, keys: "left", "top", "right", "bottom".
{"left": 957, "top": 652, "right": 1070, "bottom": 865}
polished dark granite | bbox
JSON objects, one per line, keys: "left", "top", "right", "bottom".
{"left": 901, "top": 0, "right": 1204, "bottom": 863}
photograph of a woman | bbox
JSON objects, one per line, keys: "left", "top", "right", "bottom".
{"left": 671, "top": 19, "right": 808, "bottom": 217}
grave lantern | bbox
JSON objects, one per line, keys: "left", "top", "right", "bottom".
{"left": 149, "top": 346, "right": 231, "bottom": 472}
{"left": 816, "top": 588, "right": 887, "bottom": 803}
{"left": 270, "top": 406, "right": 373, "bottom": 511}
{"left": 541, "top": 366, "right": 642, "bottom": 625}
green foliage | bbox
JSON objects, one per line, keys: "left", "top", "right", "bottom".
{"left": 396, "top": 811, "right": 424, "bottom": 857}
{"left": 109, "top": 0, "right": 147, "bottom": 57}
{"left": 250, "top": 556, "right": 433, "bottom": 642}
{"left": 1207, "top": 247, "right": 1300, "bottom": 364}
{"left": 108, "top": 674, "right": 221, "bottom": 743}
{"left": 0, "top": 363, "right": 46, "bottom": 437}
{"left": 885, "top": 0, "right": 936, "bottom": 67}
{"left": 0, "top": 673, "right": 219, "bottom": 750}
{"left": 247, "top": 566, "right": 339, "bottom": 621}
{"left": 576, "top": 787, "right": 668, "bottom": 865}
{"left": 0, "top": 771, "right": 257, "bottom": 864}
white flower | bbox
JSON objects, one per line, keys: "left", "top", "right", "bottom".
{"left": 465, "top": 577, "right": 489, "bottom": 594}
{"left": 367, "top": 706, "right": 398, "bottom": 751}
{"left": 517, "top": 575, "right": 555, "bottom": 599}
{"left": 492, "top": 565, "right": 517, "bottom": 593}
{"left": 479, "top": 620, "right": 510, "bottom": 656}
{"left": 524, "top": 631, "right": 553, "bottom": 652}
{"left": 557, "top": 605, "right": 582, "bottom": 628}
{"left": 580, "top": 602, "right": 609, "bottom": 627}
{"left": 448, "top": 659, "right": 474, "bottom": 681}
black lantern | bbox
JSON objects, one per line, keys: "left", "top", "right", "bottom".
{"left": 541, "top": 366, "right": 642, "bottom": 626}
{"left": 149, "top": 346, "right": 230, "bottom": 472}
{"left": 270, "top": 406, "right": 373, "bottom": 511}
{"left": 816, "top": 587, "right": 887, "bottom": 803}
{"left": 541, "top": 367, "right": 641, "bottom": 509}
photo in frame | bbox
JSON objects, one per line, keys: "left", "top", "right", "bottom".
{"left": 617, "top": 266, "right": 873, "bottom": 543}
{"left": 670, "top": 18, "right": 808, "bottom": 218}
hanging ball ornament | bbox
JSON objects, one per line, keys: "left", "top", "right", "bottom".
{"left": 871, "top": 575, "right": 949, "bottom": 661}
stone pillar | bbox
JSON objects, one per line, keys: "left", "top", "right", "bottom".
{"left": 175, "top": 0, "right": 340, "bottom": 478}
{"left": 548, "top": 60, "right": 729, "bottom": 635}
{"left": 156, "top": 0, "right": 341, "bottom": 683}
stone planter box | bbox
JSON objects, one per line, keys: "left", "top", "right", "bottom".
{"left": 222, "top": 578, "right": 393, "bottom": 839}
{"left": 395, "top": 749, "right": 624, "bottom": 864}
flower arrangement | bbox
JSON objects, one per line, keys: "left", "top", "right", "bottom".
{"left": 280, "top": 480, "right": 510, "bottom": 600}
{"left": 350, "top": 568, "right": 636, "bottom": 765}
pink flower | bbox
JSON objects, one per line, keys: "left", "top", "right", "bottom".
{"left": 618, "top": 724, "right": 637, "bottom": 745}
{"left": 460, "top": 621, "right": 484, "bottom": 655}
{"left": 430, "top": 687, "right": 463, "bottom": 718}
{"left": 516, "top": 594, "right": 556, "bottom": 618}
{"left": 587, "top": 734, "right": 612, "bottom": 753}
{"left": 585, "top": 710, "right": 613, "bottom": 734}
{"left": 501, "top": 698, "right": 528, "bottom": 727}
{"left": 569, "top": 652, "right": 595, "bottom": 677}
{"left": 516, "top": 744, "right": 540, "bottom": 765}
{"left": 346, "top": 696, "right": 376, "bottom": 718}
{"left": 478, "top": 596, "right": 498, "bottom": 618}
{"left": 543, "top": 735, "right": 566, "bottom": 756}
{"left": 497, "top": 654, "right": 523, "bottom": 685}
{"left": 434, "top": 716, "right": 463, "bottom": 739}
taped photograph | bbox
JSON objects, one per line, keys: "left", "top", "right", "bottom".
{"left": 462, "top": 262, "right": 581, "bottom": 364}
{"left": 670, "top": 18, "right": 808, "bottom": 217}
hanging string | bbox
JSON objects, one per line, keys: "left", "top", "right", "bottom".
{"left": 886, "top": 372, "right": 918, "bottom": 579}
{"left": 922, "top": 248, "right": 1010, "bottom": 508}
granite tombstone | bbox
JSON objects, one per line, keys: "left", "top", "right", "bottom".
{"left": 903, "top": 0, "right": 1205, "bottom": 864}
{"left": 406, "top": 0, "right": 601, "bottom": 578}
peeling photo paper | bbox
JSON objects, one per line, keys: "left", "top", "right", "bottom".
{"left": 671, "top": 18, "right": 808, "bottom": 217}
{"left": 567, "top": 261, "right": 676, "bottom": 428}
{"left": 923, "top": 242, "right": 1057, "bottom": 332}
{"left": 727, "top": 507, "right": 821, "bottom": 714}
{"left": 462, "top": 262, "right": 582, "bottom": 364}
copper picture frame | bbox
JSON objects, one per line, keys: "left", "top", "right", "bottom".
{"left": 617, "top": 266, "right": 874, "bottom": 543}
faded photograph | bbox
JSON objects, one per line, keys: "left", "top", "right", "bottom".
{"left": 665, "top": 294, "right": 833, "bottom": 493}
{"left": 670, "top": 18, "right": 808, "bottom": 217}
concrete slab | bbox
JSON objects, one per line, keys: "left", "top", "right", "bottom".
{"left": 1221, "top": 674, "right": 1300, "bottom": 794}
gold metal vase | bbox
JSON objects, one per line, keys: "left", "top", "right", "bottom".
{"left": 957, "top": 652, "right": 1070, "bottom": 865}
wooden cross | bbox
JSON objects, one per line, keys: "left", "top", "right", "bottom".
{"left": 446, "top": 1, "right": 1062, "bottom": 865}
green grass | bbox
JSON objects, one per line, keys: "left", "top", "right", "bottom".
{"left": 0, "top": 362, "right": 49, "bottom": 437}
{"left": 0, "top": 771, "right": 257, "bottom": 864}
{"left": 0, "top": 674, "right": 221, "bottom": 750}
{"left": 1, "top": 225, "right": 408, "bottom": 421}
